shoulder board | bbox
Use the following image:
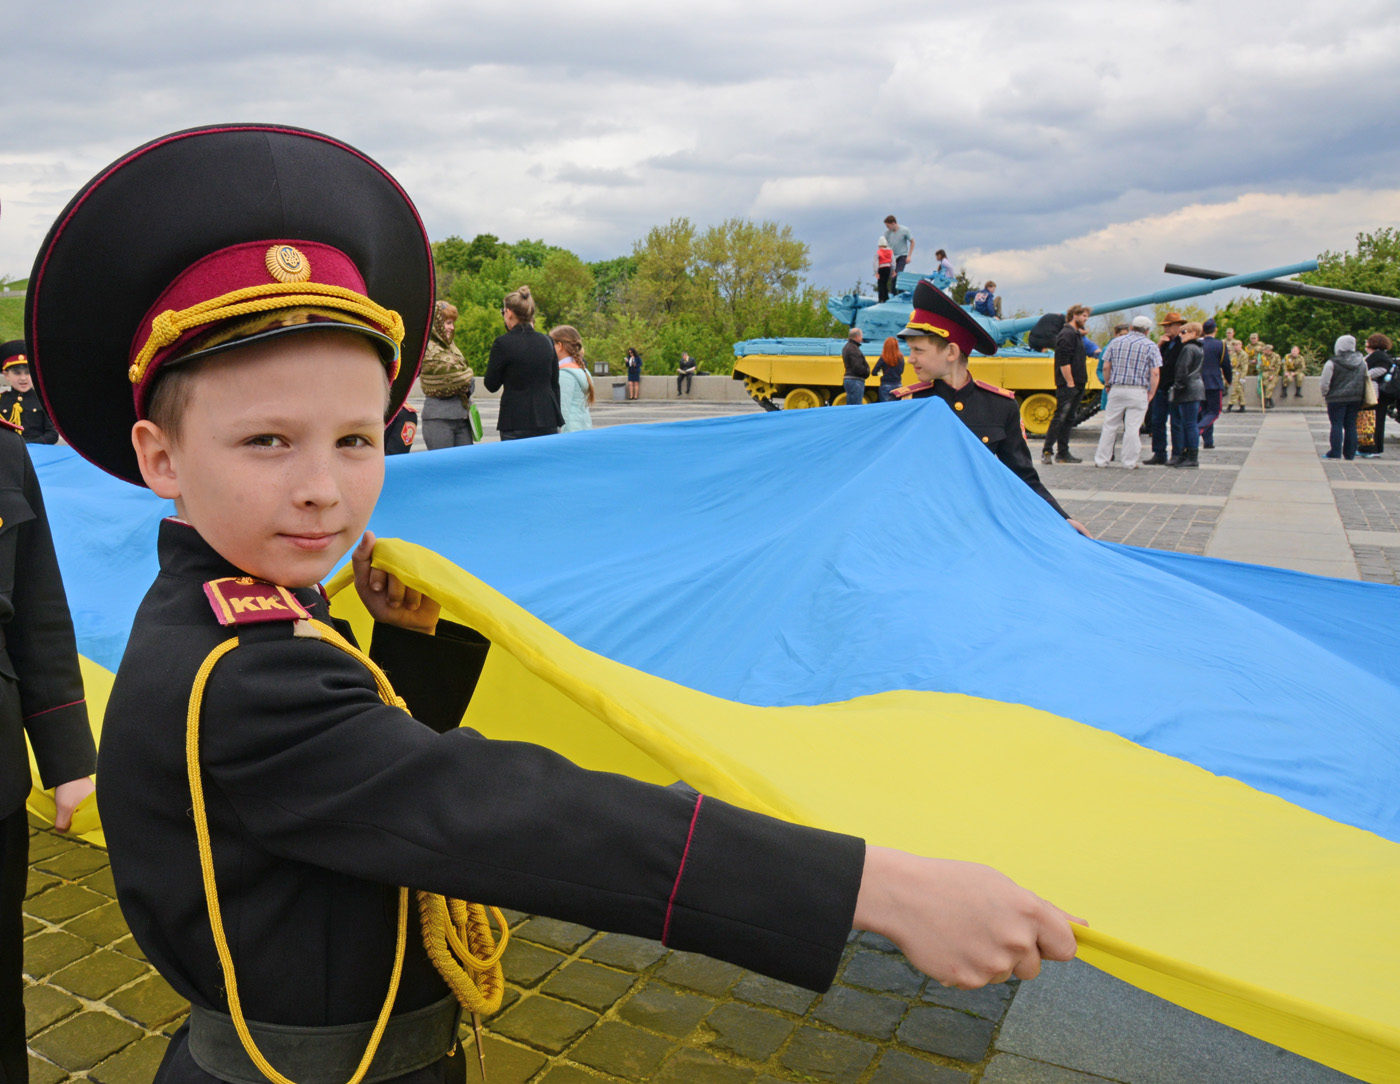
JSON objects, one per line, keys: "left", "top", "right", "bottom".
{"left": 204, "top": 577, "right": 312, "bottom": 627}
{"left": 973, "top": 380, "right": 1016, "bottom": 400}
{"left": 891, "top": 382, "right": 934, "bottom": 399}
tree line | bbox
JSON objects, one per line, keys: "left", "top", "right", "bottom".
{"left": 431, "top": 218, "right": 844, "bottom": 377}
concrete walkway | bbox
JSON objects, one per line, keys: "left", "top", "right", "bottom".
{"left": 1204, "top": 413, "right": 1359, "bottom": 578}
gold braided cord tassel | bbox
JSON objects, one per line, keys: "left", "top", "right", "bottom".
{"left": 5, "top": 402, "right": 20, "bottom": 429}
{"left": 416, "top": 894, "right": 508, "bottom": 1015}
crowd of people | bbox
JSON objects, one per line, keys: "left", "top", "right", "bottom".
{"left": 1092, "top": 317, "right": 1397, "bottom": 467}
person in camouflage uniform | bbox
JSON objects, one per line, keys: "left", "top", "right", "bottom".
{"left": 419, "top": 300, "right": 476, "bottom": 448}
{"left": 1226, "top": 331, "right": 1253, "bottom": 411}
{"left": 1282, "top": 346, "right": 1306, "bottom": 398}
{"left": 1259, "top": 344, "right": 1281, "bottom": 408}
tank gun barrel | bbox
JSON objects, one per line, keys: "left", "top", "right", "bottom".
{"left": 1163, "top": 263, "right": 1400, "bottom": 315}
{"left": 988, "top": 260, "right": 1320, "bottom": 340}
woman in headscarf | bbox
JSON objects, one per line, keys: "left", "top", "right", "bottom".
{"left": 550, "top": 325, "right": 594, "bottom": 433}
{"left": 419, "top": 301, "right": 476, "bottom": 449}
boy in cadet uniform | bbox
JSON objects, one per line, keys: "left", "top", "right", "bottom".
{"left": 28, "top": 126, "right": 1080, "bottom": 1084}
{"left": 0, "top": 391, "right": 94, "bottom": 1082}
{"left": 892, "top": 282, "right": 1091, "bottom": 538}
{"left": 0, "top": 343, "right": 59, "bottom": 444}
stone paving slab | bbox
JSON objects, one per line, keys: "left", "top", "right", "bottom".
{"left": 996, "top": 961, "right": 1362, "bottom": 1084}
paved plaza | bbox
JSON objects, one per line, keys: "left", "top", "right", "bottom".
{"left": 23, "top": 402, "right": 1393, "bottom": 1084}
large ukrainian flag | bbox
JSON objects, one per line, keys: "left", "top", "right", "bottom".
{"left": 26, "top": 401, "right": 1400, "bottom": 1083}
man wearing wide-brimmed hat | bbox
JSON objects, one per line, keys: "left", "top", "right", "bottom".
{"left": 1145, "top": 311, "right": 1186, "bottom": 465}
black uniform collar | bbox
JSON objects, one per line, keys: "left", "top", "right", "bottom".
{"left": 156, "top": 518, "right": 330, "bottom": 611}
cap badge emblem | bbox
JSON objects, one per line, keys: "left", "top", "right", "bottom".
{"left": 266, "top": 245, "right": 311, "bottom": 284}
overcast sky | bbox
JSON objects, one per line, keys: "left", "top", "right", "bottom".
{"left": 4, "top": 0, "right": 1399, "bottom": 316}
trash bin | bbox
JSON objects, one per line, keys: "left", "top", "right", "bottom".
{"left": 611, "top": 381, "right": 626, "bottom": 402}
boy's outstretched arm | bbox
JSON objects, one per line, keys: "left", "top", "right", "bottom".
{"left": 854, "top": 846, "right": 1083, "bottom": 989}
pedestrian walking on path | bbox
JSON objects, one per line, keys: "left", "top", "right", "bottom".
{"left": 1094, "top": 315, "right": 1161, "bottom": 469}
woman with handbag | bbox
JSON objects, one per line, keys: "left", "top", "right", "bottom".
{"left": 420, "top": 301, "right": 478, "bottom": 449}
{"left": 1320, "top": 334, "right": 1368, "bottom": 461}
{"left": 1361, "top": 333, "right": 1395, "bottom": 457}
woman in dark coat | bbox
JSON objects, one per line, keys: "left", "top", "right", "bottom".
{"left": 483, "top": 285, "right": 563, "bottom": 440}
{"left": 1167, "top": 321, "right": 1205, "bottom": 469}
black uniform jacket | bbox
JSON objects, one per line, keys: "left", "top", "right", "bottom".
{"left": 0, "top": 427, "right": 93, "bottom": 818}
{"left": 98, "top": 522, "right": 863, "bottom": 1074}
{"left": 0, "top": 388, "right": 60, "bottom": 444}
{"left": 482, "top": 325, "right": 564, "bottom": 433}
{"left": 898, "top": 380, "right": 1069, "bottom": 519}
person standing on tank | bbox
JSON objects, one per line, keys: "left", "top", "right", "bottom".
{"left": 1042, "top": 305, "right": 1089, "bottom": 465}
{"left": 483, "top": 285, "right": 563, "bottom": 440}
{"left": 882, "top": 216, "right": 914, "bottom": 276}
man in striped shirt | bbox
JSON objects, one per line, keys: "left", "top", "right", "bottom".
{"left": 1094, "top": 315, "right": 1163, "bottom": 469}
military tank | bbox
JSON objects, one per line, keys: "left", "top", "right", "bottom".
{"left": 732, "top": 260, "right": 1321, "bottom": 434}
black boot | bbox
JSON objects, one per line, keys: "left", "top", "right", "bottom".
{"left": 1183, "top": 448, "right": 1199, "bottom": 469}
{"left": 1265, "top": 397, "right": 1274, "bottom": 408}
{"left": 1240, "top": 406, "right": 1248, "bottom": 412}
{"left": 1143, "top": 452, "right": 1167, "bottom": 466}
{"left": 1166, "top": 451, "right": 1186, "bottom": 468}
{"left": 1295, "top": 388, "right": 1303, "bottom": 398}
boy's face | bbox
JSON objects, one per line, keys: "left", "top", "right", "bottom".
{"left": 907, "top": 337, "right": 956, "bottom": 383}
{"left": 4, "top": 365, "right": 32, "bottom": 393}
{"left": 133, "top": 331, "right": 388, "bottom": 587}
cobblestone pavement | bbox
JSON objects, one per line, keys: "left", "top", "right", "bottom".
{"left": 24, "top": 405, "right": 1390, "bottom": 1083}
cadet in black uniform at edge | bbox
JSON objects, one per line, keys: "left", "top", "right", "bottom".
{"left": 892, "top": 282, "right": 1092, "bottom": 538}
{"left": 0, "top": 343, "right": 60, "bottom": 444}
{"left": 0, "top": 405, "right": 95, "bottom": 1083}
{"left": 26, "top": 126, "right": 1081, "bottom": 1084}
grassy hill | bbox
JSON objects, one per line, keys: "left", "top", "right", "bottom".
{"left": 0, "top": 298, "right": 22, "bottom": 343}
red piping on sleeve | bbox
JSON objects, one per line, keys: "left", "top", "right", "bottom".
{"left": 23, "top": 698, "right": 86, "bottom": 721}
{"left": 661, "top": 794, "right": 704, "bottom": 946}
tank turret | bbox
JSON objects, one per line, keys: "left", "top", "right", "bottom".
{"left": 732, "top": 260, "right": 1320, "bottom": 432}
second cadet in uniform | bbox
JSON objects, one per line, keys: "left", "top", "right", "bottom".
{"left": 0, "top": 342, "right": 59, "bottom": 444}
{"left": 891, "top": 281, "right": 1091, "bottom": 537}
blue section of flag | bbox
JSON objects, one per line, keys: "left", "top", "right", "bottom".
{"left": 30, "top": 400, "right": 1400, "bottom": 844}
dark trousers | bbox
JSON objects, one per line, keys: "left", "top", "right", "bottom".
{"left": 1377, "top": 398, "right": 1392, "bottom": 453}
{"left": 421, "top": 418, "right": 473, "bottom": 449}
{"left": 1171, "top": 400, "right": 1201, "bottom": 453}
{"left": 1149, "top": 388, "right": 1180, "bottom": 457}
{"left": 876, "top": 267, "right": 893, "bottom": 303}
{"left": 500, "top": 427, "right": 558, "bottom": 441}
{"left": 1, "top": 808, "right": 27, "bottom": 1084}
{"left": 1327, "top": 402, "right": 1360, "bottom": 460}
{"left": 676, "top": 372, "right": 693, "bottom": 395}
{"left": 894, "top": 255, "right": 908, "bottom": 276}
{"left": 1042, "top": 386, "right": 1079, "bottom": 455}
{"left": 1197, "top": 389, "right": 1222, "bottom": 446}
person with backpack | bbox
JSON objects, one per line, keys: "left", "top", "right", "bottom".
{"left": 1320, "top": 335, "right": 1368, "bottom": 460}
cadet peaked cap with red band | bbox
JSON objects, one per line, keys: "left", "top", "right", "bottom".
{"left": 25, "top": 124, "right": 435, "bottom": 486}
{"left": 1, "top": 341, "right": 27, "bottom": 371}
{"left": 897, "top": 280, "right": 999, "bottom": 357}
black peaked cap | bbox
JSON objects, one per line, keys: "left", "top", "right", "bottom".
{"left": 25, "top": 124, "right": 434, "bottom": 485}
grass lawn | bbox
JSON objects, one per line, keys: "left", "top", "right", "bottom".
{"left": 0, "top": 298, "right": 23, "bottom": 343}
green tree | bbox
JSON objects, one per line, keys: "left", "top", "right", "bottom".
{"left": 534, "top": 250, "right": 596, "bottom": 329}
{"left": 589, "top": 255, "right": 637, "bottom": 311}
{"left": 1214, "top": 229, "right": 1400, "bottom": 363}
{"left": 452, "top": 305, "right": 504, "bottom": 372}
{"left": 692, "top": 218, "right": 809, "bottom": 342}
{"left": 629, "top": 218, "right": 698, "bottom": 320}
{"left": 952, "top": 268, "right": 976, "bottom": 307}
